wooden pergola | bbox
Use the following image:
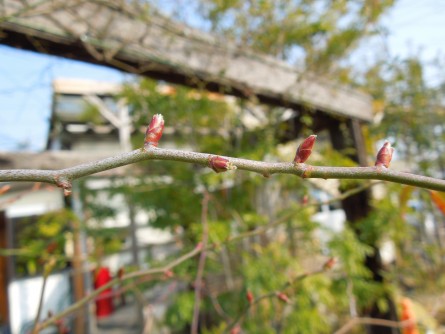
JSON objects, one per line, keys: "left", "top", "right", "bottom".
{"left": 0, "top": 0, "right": 372, "bottom": 122}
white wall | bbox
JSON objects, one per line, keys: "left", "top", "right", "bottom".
{"left": 5, "top": 189, "right": 64, "bottom": 219}
{"left": 8, "top": 271, "right": 71, "bottom": 334}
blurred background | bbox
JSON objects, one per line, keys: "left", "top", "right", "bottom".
{"left": 1, "top": 1, "right": 445, "bottom": 333}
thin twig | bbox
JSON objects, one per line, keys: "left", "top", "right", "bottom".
{"left": 225, "top": 181, "right": 380, "bottom": 246}
{"left": 37, "top": 246, "right": 202, "bottom": 331}
{"left": 191, "top": 191, "right": 210, "bottom": 334}
{"left": 0, "top": 182, "right": 44, "bottom": 209}
{"left": 209, "top": 293, "right": 231, "bottom": 322}
{"left": 334, "top": 317, "right": 417, "bottom": 334}
{"left": 0, "top": 147, "right": 444, "bottom": 192}
{"left": 225, "top": 267, "right": 327, "bottom": 332}
{"left": 32, "top": 263, "right": 52, "bottom": 334}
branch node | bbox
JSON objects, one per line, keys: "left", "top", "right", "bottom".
{"left": 54, "top": 175, "right": 72, "bottom": 196}
{"left": 276, "top": 292, "right": 290, "bottom": 303}
{"left": 300, "top": 165, "right": 314, "bottom": 179}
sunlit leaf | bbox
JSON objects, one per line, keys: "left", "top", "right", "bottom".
{"left": 430, "top": 191, "right": 445, "bottom": 216}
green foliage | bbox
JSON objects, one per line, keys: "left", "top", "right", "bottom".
{"left": 327, "top": 227, "right": 388, "bottom": 310}
{"left": 15, "top": 209, "right": 76, "bottom": 276}
{"left": 165, "top": 291, "right": 196, "bottom": 331}
{"left": 79, "top": 103, "right": 103, "bottom": 124}
{"left": 365, "top": 58, "right": 445, "bottom": 176}
{"left": 192, "top": 0, "right": 394, "bottom": 75}
{"left": 329, "top": 227, "right": 372, "bottom": 277}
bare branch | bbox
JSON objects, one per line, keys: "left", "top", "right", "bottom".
{"left": 1, "top": 147, "right": 445, "bottom": 192}
{"left": 32, "top": 260, "right": 54, "bottom": 334}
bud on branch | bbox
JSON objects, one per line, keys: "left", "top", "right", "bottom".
{"left": 144, "top": 114, "right": 165, "bottom": 148}
{"left": 230, "top": 325, "right": 241, "bottom": 334}
{"left": 294, "top": 135, "right": 317, "bottom": 164}
{"left": 209, "top": 156, "right": 237, "bottom": 173}
{"left": 164, "top": 269, "right": 174, "bottom": 279}
{"left": 276, "top": 292, "right": 290, "bottom": 303}
{"left": 323, "top": 257, "right": 337, "bottom": 270}
{"left": 246, "top": 290, "right": 254, "bottom": 304}
{"left": 375, "top": 141, "right": 394, "bottom": 168}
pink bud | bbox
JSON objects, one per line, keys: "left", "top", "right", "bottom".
{"left": 208, "top": 156, "right": 237, "bottom": 173}
{"left": 294, "top": 135, "right": 317, "bottom": 163}
{"left": 375, "top": 141, "right": 394, "bottom": 168}
{"left": 144, "top": 114, "right": 164, "bottom": 148}
{"left": 230, "top": 325, "right": 241, "bottom": 334}
{"left": 164, "top": 270, "right": 174, "bottom": 279}
{"left": 276, "top": 292, "right": 290, "bottom": 303}
{"left": 323, "top": 257, "right": 336, "bottom": 270}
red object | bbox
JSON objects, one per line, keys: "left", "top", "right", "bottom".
{"left": 230, "top": 325, "right": 241, "bottom": 334}
{"left": 94, "top": 267, "right": 114, "bottom": 318}
{"left": 323, "top": 257, "right": 337, "bottom": 270}
{"left": 401, "top": 298, "right": 419, "bottom": 334}
{"left": 208, "top": 156, "right": 236, "bottom": 173}
{"left": 276, "top": 292, "right": 290, "bottom": 303}
{"left": 375, "top": 141, "right": 394, "bottom": 168}
{"left": 294, "top": 135, "right": 317, "bottom": 164}
{"left": 246, "top": 290, "right": 254, "bottom": 304}
{"left": 144, "top": 114, "right": 165, "bottom": 147}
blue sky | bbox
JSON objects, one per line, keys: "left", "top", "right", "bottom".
{"left": 0, "top": 0, "right": 444, "bottom": 152}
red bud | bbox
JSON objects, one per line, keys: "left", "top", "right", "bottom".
{"left": 294, "top": 135, "right": 317, "bottom": 163}
{"left": 246, "top": 290, "right": 254, "bottom": 304}
{"left": 144, "top": 114, "right": 164, "bottom": 148}
{"left": 375, "top": 141, "right": 394, "bottom": 168}
{"left": 276, "top": 292, "right": 290, "bottom": 303}
{"left": 209, "top": 156, "right": 237, "bottom": 173}
{"left": 230, "top": 325, "right": 241, "bottom": 334}
{"left": 164, "top": 269, "right": 174, "bottom": 279}
{"left": 323, "top": 257, "right": 336, "bottom": 270}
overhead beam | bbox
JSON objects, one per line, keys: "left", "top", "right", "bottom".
{"left": 0, "top": 0, "right": 373, "bottom": 122}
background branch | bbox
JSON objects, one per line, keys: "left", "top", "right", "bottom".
{"left": 31, "top": 263, "right": 51, "bottom": 334}
{"left": 36, "top": 246, "right": 202, "bottom": 331}
{"left": 191, "top": 191, "right": 210, "bottom": 334}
